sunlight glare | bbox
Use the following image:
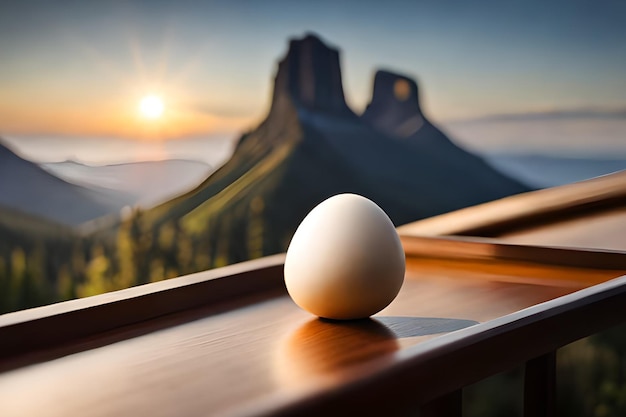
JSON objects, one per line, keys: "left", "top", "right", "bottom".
{"left": 139, "top": 95, "right": 164, "bottom": 119}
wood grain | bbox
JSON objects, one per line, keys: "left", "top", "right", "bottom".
{"left": 401, "top": 234, "right": 626, "bottom": 271}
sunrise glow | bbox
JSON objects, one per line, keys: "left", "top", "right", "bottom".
{"left": 139, "top": 95, "right": 164, "bottom": 119}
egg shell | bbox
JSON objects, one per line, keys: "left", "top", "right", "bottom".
{"left": 284, "top": 194, "right": 405, "bottom": 320}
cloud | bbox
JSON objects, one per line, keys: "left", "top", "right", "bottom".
{"left": 449, "top": 108, "right": 626, "bottom": 124}
{"left": 447, "top": 107, "right": 626, "bottom": 124}
{"left": 191, "top": 102, "right": 255, "bottom": 118}
{"left": 440, "top": 115, "right": 626, "bottom": 157}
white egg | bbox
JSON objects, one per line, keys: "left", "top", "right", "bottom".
{"left": 284, "top": 194, "right": 405, "bottom": 320}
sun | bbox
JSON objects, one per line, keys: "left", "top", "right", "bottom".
{"left": 139, "top": 95, "right": 164, "bottom": 119}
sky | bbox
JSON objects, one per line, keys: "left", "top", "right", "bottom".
{"left": 0, "top": 0, "right": 625, "bottom": 156}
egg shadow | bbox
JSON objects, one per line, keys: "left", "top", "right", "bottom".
{"left": 375, "top": 316, "right": 479, "bottom": 338}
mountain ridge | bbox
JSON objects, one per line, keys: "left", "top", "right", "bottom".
{"left": 42, "top": 158, "right": 212, "bottom": 209}
{"left": 0, "top": 139, "right": 134, "bottom": 226}
{"left": 136, "top": 33, "right": 530, "bottom": 268}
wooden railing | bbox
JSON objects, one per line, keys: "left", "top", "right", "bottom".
{"left": 1, "top": 240, "right": 626, "bottom": 416}
{"left": 399, "top": 236, "right": 626, "bottom": 417}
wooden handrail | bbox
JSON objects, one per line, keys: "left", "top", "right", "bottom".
{"left": 1, "top": 241, "right": 626, "bottom": 416}
{"left": 0, "top": 254, "right": 285, "bottom": 366}
{"left": 400, "top": 234, "right": 626, "bottom": 270}
{"left": 397, "top": 170, "right": 626, "bottom": 237}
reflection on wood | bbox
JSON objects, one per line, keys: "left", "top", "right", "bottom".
{"left": 276, "top": 318, "right": 398, "bottom": 385}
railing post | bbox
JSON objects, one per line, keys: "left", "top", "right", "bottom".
{"left": 421, "top": 389, "right": 462, "bottom": 417}
{"left": 524, "top": 351, "right": 556, "bottom": 417}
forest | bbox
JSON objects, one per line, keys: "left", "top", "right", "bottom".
{"left": 0, "top": 206, "right": 252, "bottom": 314}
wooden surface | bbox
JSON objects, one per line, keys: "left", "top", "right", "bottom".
{"left": 1, "top": 245, "right": 625, "bottom": 417}
{"left": 397, "top": 170, "right": 626, "bottom": 239}
{"left": 398, "top": 171, "right": 626, "bottom": 253}
{"left": 524, "top": 352, "right": 556, "bottom": 417}
{"left": 0, "top": 254, "right": 286, "bottom": 366}
{"left": 501, "top": 207, "right": 626, "bottom": 251}
{"left": 400, "top": 234, "right": 626, "bottom": 272}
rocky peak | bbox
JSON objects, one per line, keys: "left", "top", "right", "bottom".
{"left": 361, "top": 70, "right": 424, "bottom": 137}
{"left": 270, "top": 33, "right": 355, "bottom": 117}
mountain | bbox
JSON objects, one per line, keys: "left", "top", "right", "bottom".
{"left": 42, "top": 159, "right": 212, "bottom": 208}
{"left": 0, "top": 140, "right": 132, "bottom": 226}
{"left": 139, "top": 33, "right": 530, "bottom": 268}
{"left": 0, "top": 203, "right": 74, "bottom": 240}
{"left": 361, "top": 70, "right": 529, "bottom": 191}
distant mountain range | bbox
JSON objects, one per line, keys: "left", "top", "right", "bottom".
{"left": 0, "top": 141, "right": 133, "bottom": 226}
{"left": 0, "top": 140, "right": 213, "bottom": 226}
{"left": 42, "top": 159, "right": 212, "bottom": 209}
{"left": 0, "top": 203, "right": 73, "bottom": 240}
{"left": 140, "top": 33, "right": 530, "bottom": 266}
